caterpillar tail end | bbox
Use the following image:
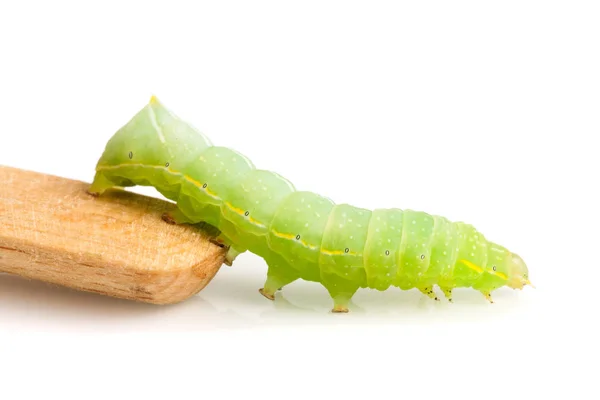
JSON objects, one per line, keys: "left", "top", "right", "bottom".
{"left": 88, "top": 172, "right": 114, "bottom": 197}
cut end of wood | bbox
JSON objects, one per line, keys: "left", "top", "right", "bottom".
{"left": 0, "top": 165, "right": 227, "bottom": 305}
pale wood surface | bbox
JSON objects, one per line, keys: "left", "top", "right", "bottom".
{"left": 0, "top": 165, "right": 226, "bottom": 304}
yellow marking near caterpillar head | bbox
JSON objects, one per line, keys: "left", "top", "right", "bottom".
{"left": 150, "top": 95, "right": 159, "bottom": 104}
{"left": 460, "top": 259, "right": 508, "bottom": 280}
{"left": 493, "top": 271, "right": 508, "bottom": 280}
{"left": 224, "top": 202, "right": 266, "bottom": 228}
{"left": 459, "top": 259, "right": 483, "bottom": 273}
{"left": 271, "top": 230, "right": 318, "bottom": 250}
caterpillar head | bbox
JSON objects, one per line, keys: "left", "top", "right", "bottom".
{"left": 506, "top": 253, "right": 533, "bottom": 289}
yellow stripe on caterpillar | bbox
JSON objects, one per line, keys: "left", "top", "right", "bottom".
{"left": 493, "top": 271, "right": 508, "bottom": 280}
{"left": 459, "top": 259, "right": 508, "bottom": 280}
{"left": 183, "top": 175, "right": 220, "bottom": 198}
{"left": 459, "top": 259, "right": 484, "bottom": 273}
{"left": 96, "top": 163, "right": 222, "bottom": 200}
{"left": 320, "top": 249, "right": 361, "bottom": 256}
{"left": 224, "top": 202, "right": 267, "bottom": 228}
{"left": 270, "top": 230, "right": 318, "bottom": 250}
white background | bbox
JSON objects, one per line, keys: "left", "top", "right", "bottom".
{"left": 1, "top": 1, "right": 598, "bottom": 399}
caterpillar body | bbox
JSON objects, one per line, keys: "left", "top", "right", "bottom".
{"left": 90, "top": 96, "right": 532, "bottom": 312}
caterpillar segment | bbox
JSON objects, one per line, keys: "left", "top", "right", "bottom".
{"left": 90, "top": 96, "right": 533, "bottom": 312}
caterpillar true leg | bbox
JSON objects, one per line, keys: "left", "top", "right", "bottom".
{"left": 481, "top": 291, "right": 494, "bottom": 303}
{"left": 440, "top": 286, "right": 454, "bottom": 302}
{"left": 259, "top": 255, "right": 299, "bottom": 300}
{"left": 417, "top": 286, "right": 440, "bottom": 301}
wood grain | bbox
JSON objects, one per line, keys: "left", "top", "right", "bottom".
{"left": 0, "top": 165, "right": 226, "bottom": 304}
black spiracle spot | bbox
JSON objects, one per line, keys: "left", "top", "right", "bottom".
{"left": 295, "top": 234, "right": 301, "bottom": 240}
{"left": 492, "top": 266, "right": 497, "bottom": 271}
{"left": 344, "top": 248, "right": 349, "bottom": 253}
{"left": 128, "top": 151, "right": 133, "bottom": 159}
{"left": 165, "top": 162, "right": 170, "bottom": 167}
{"left": 420, "top": 254, "right": 425, "bottom": 260}
{"left": 244, "top": 211, "right": 250, "bottom": 217}
{"left": 202, "top": 183, "right": 208, "bottom": 189}
{"left": 385, "top": 250, "right": 390, "bottom": 256}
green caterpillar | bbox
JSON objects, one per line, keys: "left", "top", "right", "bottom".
{"left": 89, "top": 96, "right": 533, "bottom": 312}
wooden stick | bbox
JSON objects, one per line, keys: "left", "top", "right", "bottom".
{"left": 0, "top": 165, "right": 226, "bottom": 304}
